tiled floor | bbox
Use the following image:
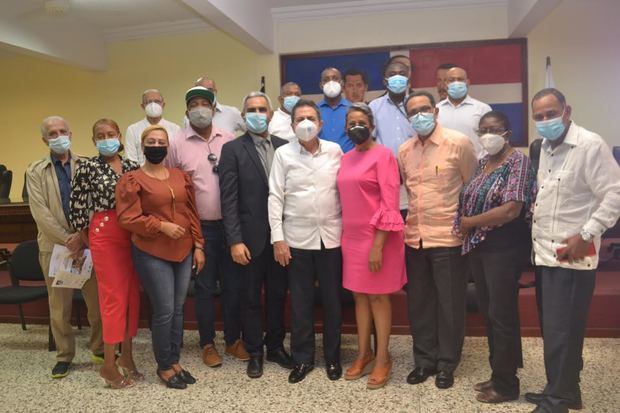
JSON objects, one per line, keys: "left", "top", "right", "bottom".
{"left": 1, "top": 323, "right": 618, "bottom": 412}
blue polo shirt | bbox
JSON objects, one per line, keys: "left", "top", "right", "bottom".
{"left": 52, "top": 154, "right": 72, "bottom": 221}
{"left": 318, "top": 97, "right": 353, "bottom": 153}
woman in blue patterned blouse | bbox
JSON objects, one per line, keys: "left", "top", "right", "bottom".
{"left": 454, "top": 111, "right": 536, "bottom": 404}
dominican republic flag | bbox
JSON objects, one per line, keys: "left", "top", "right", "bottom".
{"left": 281, "top": 39, "right": 528, "bottom": 146}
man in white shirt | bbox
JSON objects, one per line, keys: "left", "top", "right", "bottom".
{"left": 268, "top": 99, "right": 343, "bottom": 384}
{"left": 436, "top": 66, "right": 492, "bottom": 158}
{"left": 125, "top": 89, "right": 181, "bottom": 164}
{"left": 183, "top": 76, "right": 246, "bottom": 135}
{"left": 527, "top": 88, "right": 620, "bottom": 413}
{"left": 268, "top": 82, "right": 302, "bottom": 141}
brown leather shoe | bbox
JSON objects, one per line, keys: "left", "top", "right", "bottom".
{"left": 473, "top": 379, "right": 493, "bottom": 392}
{"left": 225, "top": 339, "right": 250, "bottom": 361}
{"left": 476, "top": 387, "right": 519, "bottom": 404}
{"left": 344, "top": 355, "right": 375, "bottom": 381}
{"left": 202, "top": 344, "right": 222, "bottom": 367}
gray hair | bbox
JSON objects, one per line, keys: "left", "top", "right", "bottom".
{"left": 141, "top": 88, "right": 162, "bottom": 103}
{"left": 40, "top": 116, "right": 69, "bottom": 137}
{"left": 241, "top": 91, "right": 272, "bottom": 113}
{"left": 280, "top": 81, "right": 300, "bottom": 96}
{"left": 346, "top": 102, "right": 375, "bottom": 127}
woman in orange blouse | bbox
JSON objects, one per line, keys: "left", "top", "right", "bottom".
{"left": 116, "top": 125, "right": 205, "bottom": 390}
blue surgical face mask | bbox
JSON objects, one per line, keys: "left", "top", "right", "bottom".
{"left": 386, "top": 74, "right": 408, "bottom": 94}
{"left": 245, "top": 112, "right": 268, "bottom": 133}
{"left": 410, "top": 112, "right": 436, "bottom": 136}
{"left": 447, "top": 81, "right": 468, "bottom": 100}
{"left": 283, "top": 95, "right": 300, "bottom": 113}
{"left": 48, "top": 135, "right": 71, "bottom": 155}
{"left": 96, "top": 137, "right": 121, "bottom": 156}
{"left": 535, "top": 112, "right": 566, "bottom": 141}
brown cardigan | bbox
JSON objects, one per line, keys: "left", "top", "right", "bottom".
{"left": 116, "top": 167, "right": 204, "bottom": 262}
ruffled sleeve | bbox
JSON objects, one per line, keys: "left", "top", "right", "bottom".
{"left": 115, "top": 171, "right": 161, "bottom": 237}
{"left": 369, "top": 148, "right": 404, "bottom": 232}
{"left": 182, "top": 170, "right": 205, "bottom": 248}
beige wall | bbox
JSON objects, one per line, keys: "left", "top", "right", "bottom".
{"left": 527, "top": 0, "right": 620, "bottom": 147}
{"left": 1, "top": 0, "right": 618, "bottom": 200}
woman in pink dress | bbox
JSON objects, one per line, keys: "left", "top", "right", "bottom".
{"left": 337, "top": 103, "right": 406, "bottom": 389}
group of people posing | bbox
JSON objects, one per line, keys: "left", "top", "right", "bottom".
{"left": 26, "top": 57, "right": 620, "bottom": 413}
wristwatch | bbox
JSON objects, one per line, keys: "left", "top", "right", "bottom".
{"left": 580, "top": 229, "right": 593, "bottom": 242}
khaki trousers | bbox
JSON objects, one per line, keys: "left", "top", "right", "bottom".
{"left": 39, "top": 251, "right": 104, "bottom": 362}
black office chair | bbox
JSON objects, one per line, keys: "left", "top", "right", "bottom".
{"left": 22, "top": 172, "right": 29, "bottom": 202}
{"left": 0, "top": 165, "right": 12, "bottom": 203}
{"left": 0, "top": 240, "right": 53, "bottom": 349}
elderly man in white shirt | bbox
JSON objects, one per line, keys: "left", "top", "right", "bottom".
{"left": 437, "top": 66, "right": 492, "bottom": 158}
{"left": 268, "top": 82, "right": 302, "bottom": 141}
{"left": 268, "top": 99, "right": 343, "bottom": 385}
{"left": 526, "top": 88, "right": 620, "bottom": 413}
{"left": 183, "top": 76, "right": 246, "bottom": 135}
{"left": 125, "top": 89, "right": 181, "bottom": 164}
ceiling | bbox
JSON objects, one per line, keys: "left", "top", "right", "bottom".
{"left": 0, "top": 0, "right": 555, "bottom": 70}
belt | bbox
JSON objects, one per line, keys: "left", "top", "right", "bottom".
{"left": 201, "top": 219, "right": 223, "bottom": 224}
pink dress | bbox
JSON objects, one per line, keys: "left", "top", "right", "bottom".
{"left": 337, "top": 144, "right": 406, "bottom": 294}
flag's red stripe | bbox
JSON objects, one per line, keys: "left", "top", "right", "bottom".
{"left": 410, "top": 43, "right": 523, "bottom": 88}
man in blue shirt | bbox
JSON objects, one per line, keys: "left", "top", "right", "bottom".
{"left": 318, "top": 67, "right": 353, "bottom": 152}
{"left": 369, "top": 60, "right": 414, "bottom": 215}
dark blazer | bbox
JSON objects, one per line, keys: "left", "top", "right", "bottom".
{"left": 219, "top": 133, "right": 288, "bottom": 257}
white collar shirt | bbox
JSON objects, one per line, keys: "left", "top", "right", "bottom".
{"left": 532, "top": 122, "right": 620, "bottom": 270}
{"left": 268, "top": 139, "right": 343, "bottom": 249}
{"left": 125, "top": 118, "right": 180, "bottom": 165}
{"left": 268, "top": 108, "right": 296, "bottom": 141}
{"left": 437, "top": 95, "right": 492, "bottom": 159}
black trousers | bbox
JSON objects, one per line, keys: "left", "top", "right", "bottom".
{"left": 237, "top": 241, "right": 288, "bottom": 357}
{"left": 288, "top": 245, "right": 342, "bottom": 365}
{"left": 538, "top": 266, "right": 595, "bottom": 408}
{"left": 468, "top": 247, "right": 524, "bottom": 397}
{"left": 405, "top": 245, "right": 467, "bottom": 373}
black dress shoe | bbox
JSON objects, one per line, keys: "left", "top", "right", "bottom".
{"left": 157, "top": 371, "right": 187, "bottom": 389}
{"left": 177, "top": 369, "right": 196, "bottom": 384}
{"left": 247, "top": 356, "right": 264, "bottom": 378}
{"left": 406, "top": 366, "right": 437, "bottom": 385}
{"left": 525, "top": 392, "right": 582, "bottom": 410}
{"left": 266, "top": 348, "right": 294, "bottom": 369}
{"left": 435, "top": 370, "right": 454, "bottom": 389}
{"left": 529, "top": 400, "right": 570, "bottom": 413}
{"left": 51, "top": 361, "right": 71, "bottom": 379}
{"left": 288, "top": 363, "right": 314, "bottom": 384}
{"left": 326, "top": 363, "right": 342, "bottom": 381}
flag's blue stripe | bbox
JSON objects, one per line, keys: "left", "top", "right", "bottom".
{"left": 490, "top": 103, "right": 527, "bottom": 147}
{"left": 283, "top": 51, "right": 391, "bottom": 94}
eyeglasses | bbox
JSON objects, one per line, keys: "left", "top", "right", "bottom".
{"left": 475, "top": 129, "right": 508, "bottom": 137}
{"left": 207, "top": 152, "right": 218, "bottom": 173}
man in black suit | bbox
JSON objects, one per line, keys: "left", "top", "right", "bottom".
{"left": 219, "top": 91, "right": 293, "bottom": 378}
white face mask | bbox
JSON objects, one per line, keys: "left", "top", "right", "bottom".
{"left": 480, "top": 133, "right": 507, "bottom": 156}
{"left": 145, "top": 102, "right": 163, "bottom": 118}
{"left": 322, "top": 81, "right": 342, "bottom": 99}
{"left": 295, "top": 119, "right": 319, "bottom": 142}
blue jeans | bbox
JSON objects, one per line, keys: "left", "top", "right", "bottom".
{"left": 194, "top": 221, "right": 242, "bottom": 347}
{"left": 132, "top": 245, "right": 192, "bottom": 371}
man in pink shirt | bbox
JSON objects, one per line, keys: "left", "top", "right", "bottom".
{"left": 398, "top": 91, "right": 477, "bottom": 390}
{"left": 167, "top": 86, "right": 249, "bottom": 367}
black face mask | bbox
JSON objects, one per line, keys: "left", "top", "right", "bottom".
{"left": 347, "top": 125, "right": 371, "bottom": 144}
{"left": 143, "top": 146, "right": 167, "bottom": 164}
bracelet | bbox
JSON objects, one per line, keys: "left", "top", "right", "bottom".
{"left": 195, "top": 245, "right": 204, "bottom": 251}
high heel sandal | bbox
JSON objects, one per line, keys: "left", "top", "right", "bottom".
{"left": 367, "top": 359, "right": 392, "bottom": 390}
{"left": 116, "top": 360, "right": 145, "bottom": 382}
{"left": 100, "top": 370, "right": 135, "bottom": 389}
{"left": 344, "top": 356, "right": 375, "bottom": 381}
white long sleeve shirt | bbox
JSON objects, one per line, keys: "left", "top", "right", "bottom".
{"left": 125, "top": 118, "right": 180, "bottom": 165}
{"left": 532, "top": 122, "right": 620, "bottom": 270}
{"left": 268, "top": 139, "right": 343, "bottom": 250}
{"left": 268, "top": 108, "right": 296, "bottom": 142}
